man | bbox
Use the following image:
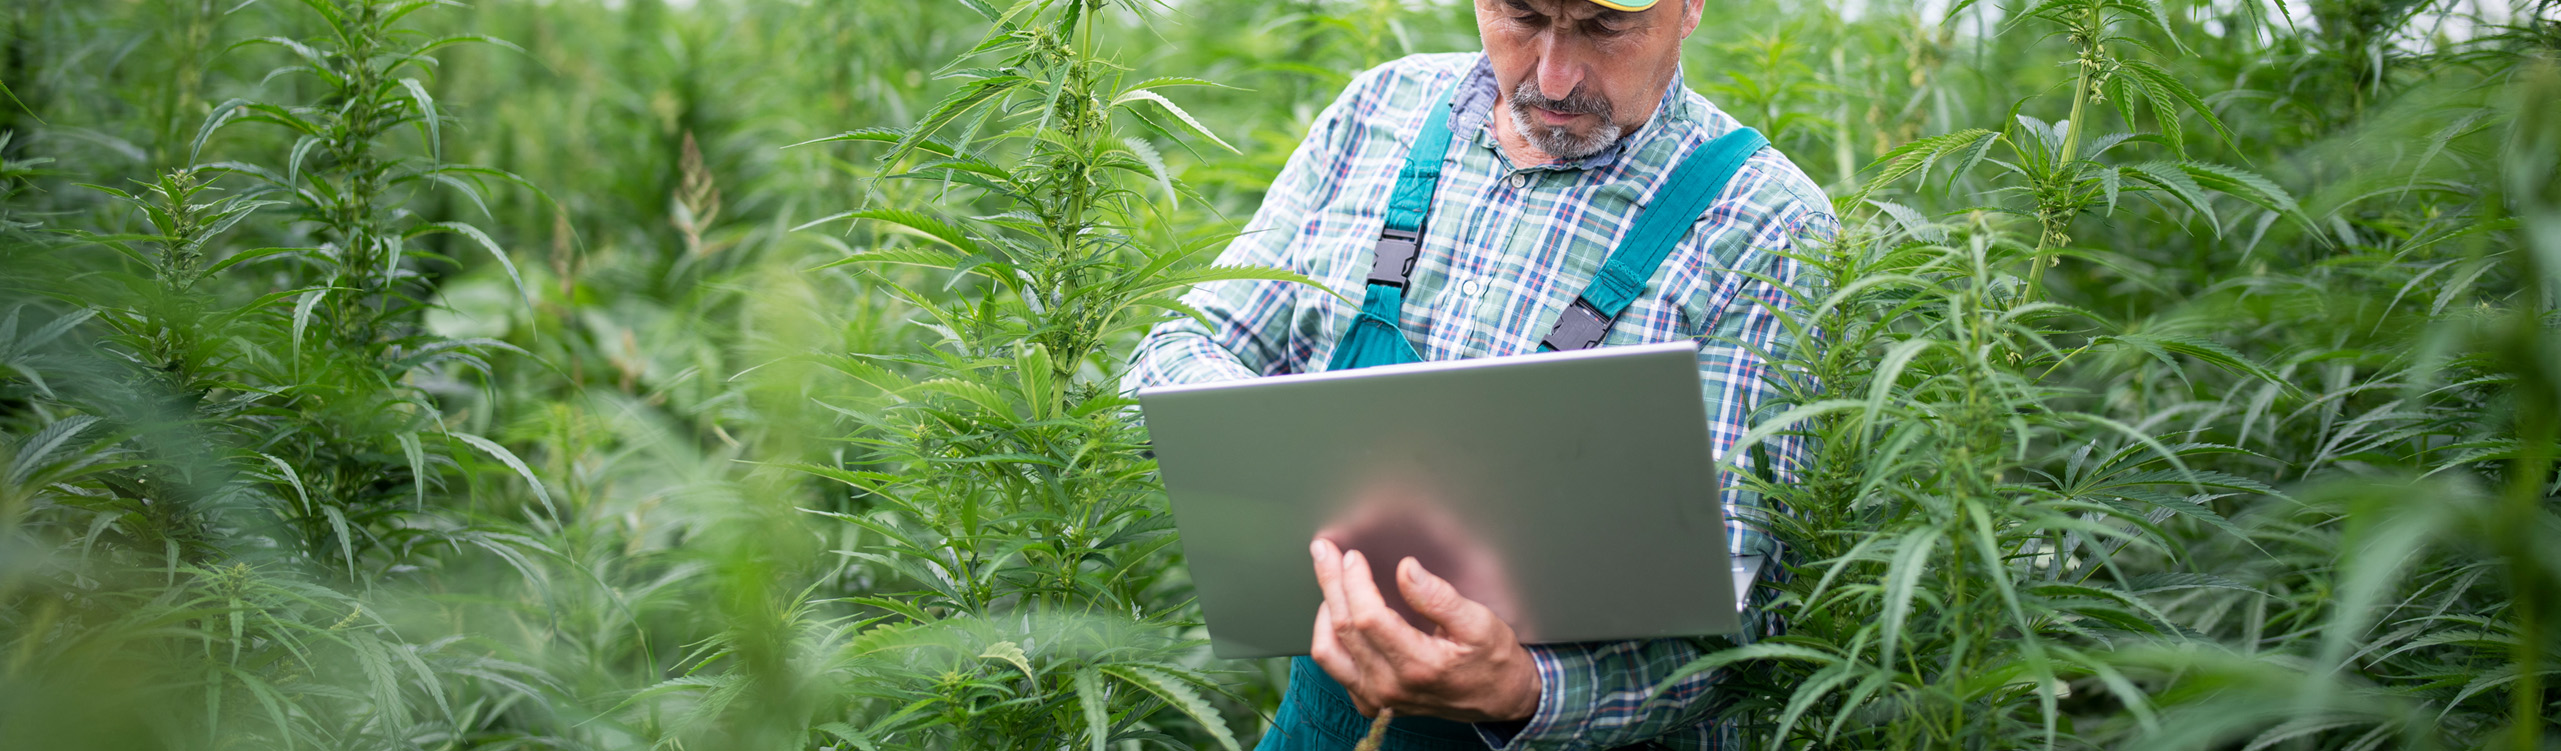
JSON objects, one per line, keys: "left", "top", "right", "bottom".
{"left": 1128, "top": 0, "right": 1832, "bottom": 747}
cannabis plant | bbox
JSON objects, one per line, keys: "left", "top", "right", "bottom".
{"left": 1678, "top": 5, "right": 2561, "bottom": 747}
{"left": 185, "top": 0, "right": 549, "bottom": 571}
{"left": 3, "top": 1, "right": 557, "bottom": 747}
{"left": 644, "top": 1, "right": 1320, "bottom": 748}
{"left": 1851, "top": 0, "right": 2308, "bottom": 299}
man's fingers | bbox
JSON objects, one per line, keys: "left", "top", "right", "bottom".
{"left": 1339, "top": 549, "right": 1433, "bottom": 658}
{"left": 1309, "top": 602, "right": 1359, "bottom": 685}
{"left": 1312, "top": 541, "right": 1386, "bottom": 668}
{"left": 1310, "top": 538, "right": 1341, "bottom": 593}
{"left": 1397, "top": 556, "right": 1500, "bottom": 642}
{"left": 1338, "top": 549, "right": 1394, "bottom": 617}
{"left": 1317, "top": 597, "right": 1393, "bottom": 718}
{"left": 1310, "top": 539, "right": 1349, "bottom": 638}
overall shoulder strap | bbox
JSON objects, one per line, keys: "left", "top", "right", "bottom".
{"left": 1541, "top": 126, "right": 1770, "bottom": 352}
{"left": 1367, "top": 85, "right": 1462, "bottom": 287}
{"left": 1322, "top": 83, "right": 1463, "bottom": 372}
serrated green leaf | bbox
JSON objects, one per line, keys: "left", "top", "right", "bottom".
{"left": 806, "top": 248, "right": 967, "bottom": 272}
{"left": 1074, "top": 667, "right": 1109, "bottom": 751}
{"left": 2126, "top": 161, "right": 2217, "bottom": 231}
{"left": 845, "top": 208, "right": 980, "bottom": 253}
{"left": 451, "top": 432, "right": 555, "bottom": 519}
{"left": 1880, "top": 526, "right": 1940, "bottom": 670}
{"left": 410, "top": 222, "right": 531, "bottom": 309}
{"left": 398, "top": 78, "right": 440, "bottom": 161}
{"left": 1111, "top": 89, "right": 1237, "bottom": 153}
{"left": 1849, "top": 128, "right": 1998, "bottom": 206}
{"left": 290, "top": 287, "right": 328, "bottom": 365}
{"left": 979, "top": 641, "right": 1035, "bottom": 682}
{"left": 1100, "top": 664, "right": 1239, "bottom": 751}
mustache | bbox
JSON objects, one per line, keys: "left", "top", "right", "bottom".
{"left": 1509, "top": 81, "right": 1613, "bottom": 119}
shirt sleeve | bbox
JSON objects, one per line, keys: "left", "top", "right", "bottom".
{"left": 1476, "top": 208, "right": 1834, "bottom": 751}
{"left": 1123, "top": 67, "right": 1382, "bottom": 391}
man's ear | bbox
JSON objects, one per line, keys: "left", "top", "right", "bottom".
{"left": 1679, "top": 0, "right": 1703, "bottom": 37}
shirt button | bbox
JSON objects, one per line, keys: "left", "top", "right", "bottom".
{"left": 1461, "top": 278, "right": 1486, "bottom": 296}
{"left": 1507, "top": 173, "right": 1529, "bottom": 189}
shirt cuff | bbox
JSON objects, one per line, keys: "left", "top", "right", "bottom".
{"left": 1473, "top": 645, "right": 1573, "bottom": 750}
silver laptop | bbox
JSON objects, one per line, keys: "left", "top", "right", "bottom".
{"left": 1138, "top": 340, "right": 1754, "bottom": 659}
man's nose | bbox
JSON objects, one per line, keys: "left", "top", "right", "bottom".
{"left": 1532, "top": 31, "right": 1586, "bottom": 102}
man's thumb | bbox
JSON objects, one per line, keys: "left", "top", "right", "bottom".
{"left": 1396, "top": 556, "right": 1485, "bottom": 635}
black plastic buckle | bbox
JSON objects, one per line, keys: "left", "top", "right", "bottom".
{"left": 1367, "top": 228, "right": 1422, "bottom": 286}
{"left": 1541, "top": 297, "right": 1613, "bottom": 351}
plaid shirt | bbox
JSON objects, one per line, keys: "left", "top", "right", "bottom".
{"left": 1129, "top": 53, "right": 1833, "bottom": 751}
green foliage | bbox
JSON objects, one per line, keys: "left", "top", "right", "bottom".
{"left": 2, "top": 1, "right": 554, "bottom": 747}
{"left": 1, "top": 0, "right": 2554, "bottom": 749}
{"left": 1689, "top": 7, "right": 2561, "bottom": 748}
{"left": 690, "top": 2, "right": 1335, "bottom": 744}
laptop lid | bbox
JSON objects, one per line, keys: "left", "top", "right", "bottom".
{"left": 1138, "top": 340, "right": 1740, "bottom": 659}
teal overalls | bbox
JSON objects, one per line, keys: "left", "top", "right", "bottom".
{"left": 1256, "top": 84, "right": 1770, "bottom": 751}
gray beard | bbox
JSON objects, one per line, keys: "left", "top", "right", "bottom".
{"left": 1505, "top": 80, "right": 1623, "bottom": 162}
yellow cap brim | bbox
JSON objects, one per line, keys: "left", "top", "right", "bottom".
{"left": 1585, "top": 0, "right": 1659, "bottom": 10}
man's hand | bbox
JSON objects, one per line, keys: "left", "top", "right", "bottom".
{"left": 1308, "top": 538, "right": 1542, "bottom": 723}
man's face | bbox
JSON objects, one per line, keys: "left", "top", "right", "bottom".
{"left": 1476, "top": 0, "right": 1700, "bottom": 161}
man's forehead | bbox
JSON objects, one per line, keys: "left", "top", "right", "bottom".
{"left": 1495, "top": 0, "right": 1655, "bottom": 20}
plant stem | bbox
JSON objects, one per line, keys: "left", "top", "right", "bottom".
{"left": 2031, "top": 3, "right": 2103, "bottom": 300}
{"left": 1353, "top": 708, "right": 1394, "bottom": 751}
{"left": 2058, "top": 7, "right": 2098, "bottom": 170}
{"left": 1832, "top": 46, "right": 1856, "bottom": 189}
{"left": 2501, "top": 255, "right": 2553, "bottom": 751}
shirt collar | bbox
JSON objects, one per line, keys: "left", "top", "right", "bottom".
{"left": 1449, "top": 53, "right": 1695, "bottom": 172}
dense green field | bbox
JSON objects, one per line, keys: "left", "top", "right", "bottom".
{"left": 2, "top": 0, "right": 2557, "bottom": 748}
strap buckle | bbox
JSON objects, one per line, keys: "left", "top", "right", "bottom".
{"left": 1366, "top": 228, "right": 1422, "bottom": 287}
{"left": 1541, "top": 298, "right": 1613, "bottom": 351}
